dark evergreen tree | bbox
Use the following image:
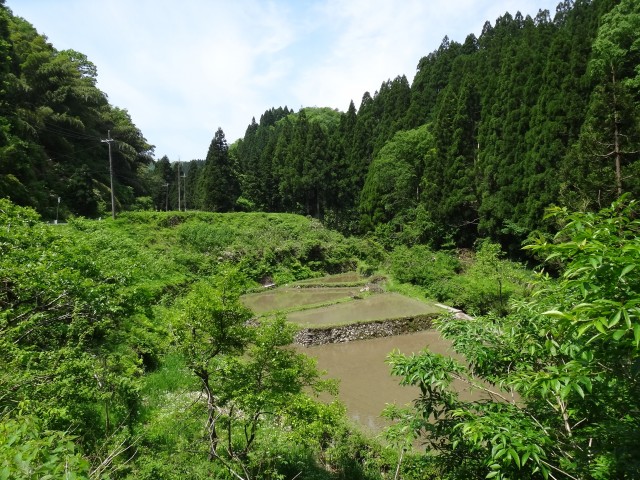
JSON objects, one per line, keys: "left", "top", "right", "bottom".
{"left": 302, "top": 121, "right": 331, "bottom": 217}
{"left": 404, "top": 36, "right": 462, "bottom": 129}
{"left": 346, "top": 92, "right": 376, "bottom": 215}
{"left": 236, "top": 117, "right": 261, "bottom": 209}
{"left": 272, "top": 117, "right": 295, "bottom": 211}
{"left": 565, "top": 0, "right": 640, "bottom": 208}
{"left": 371, "top": 75, "right": 411, "bottom": 154}
{"left": 149, "top": 155, "right": 172, "bottom": 210}
{"left": 183, "top": 159, "right": 203, "bottom": 211}
{"left": 429, "top": 68, "right": 481, "bottom": 246}
{"left": 200, "top": 128, "right": 238, "bottom": 212}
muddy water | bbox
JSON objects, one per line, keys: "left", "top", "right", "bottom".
{"left": 242, "top": 287, "right": 361, "bottom": 313}
{"left": 300, "top": 330, "right": 482, "bottom": 432}
{"left": 288, "top": 293, "right": 441, "bottom": 326}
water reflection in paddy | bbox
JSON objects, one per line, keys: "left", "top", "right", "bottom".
{"left": 300, "top": 330, "right": 478, "bottom": 432}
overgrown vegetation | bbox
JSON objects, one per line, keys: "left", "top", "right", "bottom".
{"left": 2, "top": 192, "right": 639, "bottom": 479}
{"left": 0, "top": 200, "right": 419, "bottom": 479}
{"left": 385, "top": 196, "right": 640, "bottom": 479}
{"left": 388, "top": 241, "right": 532, "bottom": 316}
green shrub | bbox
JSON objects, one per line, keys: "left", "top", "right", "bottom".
{"left": 0, "top": 414, "right": 90, "bottom": 480}
{"left": 389, "top": 245, "right": 460, "bottom": 287}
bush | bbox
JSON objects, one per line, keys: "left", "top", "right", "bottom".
{"left": 388, "top": 241, "right": 532, "bottom": 316}
{"left": 389, "top": 245, "right": 460, "bottom": 288}
{"left": 0, "top": 414, "right": 90, "bottom": 479}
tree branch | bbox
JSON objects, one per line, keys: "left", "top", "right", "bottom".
{"left": 540, "top": 458, "right": 582, "bottom": 480}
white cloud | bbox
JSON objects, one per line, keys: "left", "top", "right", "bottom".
{"left": 8, "top": 0, "right": 561, "bottom": 161}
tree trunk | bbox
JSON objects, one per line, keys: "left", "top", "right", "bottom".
{"left": 197, "top": 370, "right": 218, "bottom": 461}
{"left": 611, "top": 64, "right": 622, "bottom": 196}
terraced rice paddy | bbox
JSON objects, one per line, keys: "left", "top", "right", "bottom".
{"left": 298, "top": 330, "right": 484, "bottom": 432}
{"left": 293, "top": 272, "right": 366, "bottom": 285}
{"left": 241, "top": 273, "right": 462, "bottom": 432}
{"left": 286, "top": 292, "right": 441, "bottom": 327}
{"left": 241, "top": 287, "right": 363, "bottom": 314}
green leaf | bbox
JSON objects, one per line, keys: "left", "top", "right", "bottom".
{"left": 508, "top": 448, "right": 520, "bottom": 468}
{"left": 619, "top": 264, "right": 635, "bottom": 279}
{"left": 609, "top": 310, "right": 622, "bottom": 327}
{"left": 612, "top": 329, "right": 627, "bottom": 341}
{"left": 577, "top": 323, "right": 592, "bottom": 337}
{"left": 494, "top": 448, "right": 506, "bottom": 459}
{"left": 486, "top": 471, "right": 499, "bottom": 479}
{"left": 634, "top": 324, "right": 640, "bottom": 347}
{"left": 594, "top": 320, "right": 607, "bottom": 334}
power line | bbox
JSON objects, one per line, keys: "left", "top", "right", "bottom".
{"left": 101, "top": 130, "right": 115, "bottom": 219}
{"left": 44, "top": 142, "right": 104, "bottom": 163}
{"left": 40, "top": 119, "right": 101, "bottom": 141}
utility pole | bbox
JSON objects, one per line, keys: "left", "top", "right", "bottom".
{"left": 164, "top": 183, "right": 169, "bottom": 211}
{"left": 177, "top": 160, "right": 181, "bottom": 211}
{"left": 181, "top": 173, "right": 187, "bottom": 211}
{"left": 101, "top": 130, "right": 115, "bottom": 219}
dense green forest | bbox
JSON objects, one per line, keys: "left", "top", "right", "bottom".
{"left": 2, "top": 0, "right": 639, "bottom": 251}
{"left": 1, "top": 0, "right": 640, "bottom": 478}
{"left": 0, "top": 2, "right": 153, "bottom": 219}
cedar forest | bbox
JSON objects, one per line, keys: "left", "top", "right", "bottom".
{"left": 1, "top": 0, "right": 639, "bottom": 479}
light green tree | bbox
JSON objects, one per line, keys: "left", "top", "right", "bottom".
{"left": 0, "top": 415, "right": 90, "bottom": 480}
{"left": 385, "top": 197, "right": 640, "bottom": 479}
{"left": 174, "top": 271, "right": 330, "bottom": 480}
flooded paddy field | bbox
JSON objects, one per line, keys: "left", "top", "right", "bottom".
{"left": 243, "top": 275, "right": 473, "bottom": 432}
{"left": 241, "top": 287, "right": 362, "bottom": 313}
{"left": 300, "top": 331, "right": 484, "bottom": 432}
{"left": 287, "top": 293, "right": 441, "bottom": 327}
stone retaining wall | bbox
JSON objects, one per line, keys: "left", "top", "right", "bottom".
{"left": 294, "top": 314, "right": 439, "bottom": 347}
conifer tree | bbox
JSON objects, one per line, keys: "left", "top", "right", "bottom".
{"left": 201, "top": 128, "right": 238, "bottom": 212}
{"left": 568, "top": 0, "right": 640, "bottom": 207}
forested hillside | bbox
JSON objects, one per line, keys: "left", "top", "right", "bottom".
{"left": 218, "top": 0, "right": 638, "bottom": 251}
{"left": 0, "top": 1, "right": 153, "bottom": 219}
{"left": 1, "top": 0, "right": 638, "bottom": 252}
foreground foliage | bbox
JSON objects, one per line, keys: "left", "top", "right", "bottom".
{"left": 5, "top": 192, "right": 640, "bottom": 479}
{"left": 385, "top": 197, "right": 640, "bottom": 479}
{"left": 0, "top": 200, "right": 404, "bottom": 479}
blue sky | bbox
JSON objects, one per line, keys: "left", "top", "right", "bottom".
{"left": 8, "top": 0, "right": 561, "bottom": 161}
